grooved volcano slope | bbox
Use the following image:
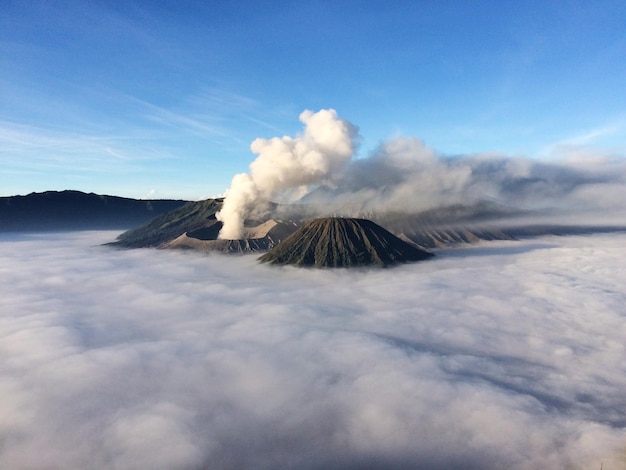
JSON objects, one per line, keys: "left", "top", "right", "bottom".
{"left": 259, "top": 217, "right": 433, "bottom": 267}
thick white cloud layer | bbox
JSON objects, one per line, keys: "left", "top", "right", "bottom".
{"left": 1, "top": 231, "right": 626, "bottom": 469}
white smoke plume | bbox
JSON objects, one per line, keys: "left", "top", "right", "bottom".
{"left": 216, "top": 109, "right": 359, "bottom": 239}
{"left": 298, "top": 137, "right": 626, "bottom": 224}
{"left": 217, "top": 110, "right": 626, "bottom": 233}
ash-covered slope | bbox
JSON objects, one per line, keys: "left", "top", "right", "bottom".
{"left": 110, "top": 198, "right": 291, "bottom": 251}
{"left": 259, "top": 218, "right": 433, "bottom": 268}
{"left": 370, "top": 208, "right": 517, "bottom": 248}
{"left": 110, "top": 198, "right": 223, "bottom": 247}
{"left": 110, "top": 195, "right": 626, "bottom": 255}
{"left": 163, "top": 219, "right": 299, "bottom": 253}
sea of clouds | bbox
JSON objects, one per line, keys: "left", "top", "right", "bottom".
{"left": 1, "top": 230, "right": 625, "bottom": 469}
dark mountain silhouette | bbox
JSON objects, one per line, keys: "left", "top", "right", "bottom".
{"left": 111, "top": 198, "right": 517, "bottom": 252}
{"left": 111, "top": 198, "right": 224, "bottom": 247}
{"left": 259, "top": 217, "right": 433, "bottom": 268}
{"left": 109, "top": 195, "right": 626, "bottom": 256}
{"left": 0, "top": 190, "right": 187, "bottom": 232}
{"left": 110, "top": 199, "right": 301, "bottom": 251}
{"left": 6, "top": 190, "right": 624, "bottom": 255}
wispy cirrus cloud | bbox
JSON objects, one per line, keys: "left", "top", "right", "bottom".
{"left": 135, "top": 88, "right": 294, "bottom": 141}
{"left": 134, "top": 98, "right": 231, "bottom": 140}
{"left": 0, "top": 121, "right": 172, "bottom": 167}
{"left": 540, "top": 118, "right": 626, "bottom": 156}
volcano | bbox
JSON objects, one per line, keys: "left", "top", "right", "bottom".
{"left": 259, "top": 217, "right": 433, "bottom": 268}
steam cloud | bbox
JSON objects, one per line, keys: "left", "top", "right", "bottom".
{"left": 292, "top": 137, "right": 626, "bottom": 226}
{"left": 216, "top": 109, "right": 359, "bottom": 239}
{"left": 219, "top": 109, "right": 626, "bottom": 230}
{"left": 334, "top": 138, "right": 626, "bottom": 219}
{"left": 1, "top": 231, "right": 626, "bottom": 469}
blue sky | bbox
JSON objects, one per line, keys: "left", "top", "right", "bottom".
{"left": 2, "top": 0, "right": 625, "bottom": 200}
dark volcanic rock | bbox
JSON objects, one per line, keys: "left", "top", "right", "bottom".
{"left": 259, "top": 217, "right": 433, "bottom": 268}
{"left": 162, "top": 219, "right": 300, "bottom": 254}
{"left": 110, "top": 198, "right": 223, "bottom": 248}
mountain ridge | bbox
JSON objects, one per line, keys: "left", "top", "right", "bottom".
{"left": 6, "top": 191, "right": 626, "bottom": 254}
{"left": 0, "top": 190, "right": 188, "bottom": 232}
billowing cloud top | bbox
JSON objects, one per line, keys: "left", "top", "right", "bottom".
{"left": 216, "top": 109, "right": 359, "bottom": 239}
{"left": 217, "top": 109, "right": 626, "bottom": 238}
{"left": 318, "top": 138, "right": 626, "bottom": 222}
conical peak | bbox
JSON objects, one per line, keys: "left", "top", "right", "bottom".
{"left": 259, "top": 217, "right": 433, "bottom": 268}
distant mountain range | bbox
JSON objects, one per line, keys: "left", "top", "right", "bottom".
{"left": 110, "top": 198, "right": 516, "bottom": 251}
{"left": 0, "top": 190, "right": 188, "bottom": 231}
{"left": 4, "top": 191, "right": 626, "bottom": 268}
{"left": 109, "top": 196, "right": 626, "bottom": 257}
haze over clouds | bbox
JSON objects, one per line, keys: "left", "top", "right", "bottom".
{"left": 1, "top": 231, "right": 625, "bottom": 469}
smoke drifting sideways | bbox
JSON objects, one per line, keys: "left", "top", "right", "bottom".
{"left": 1, "top": 231, "right": 626, "bottom": 469}
{"left": 216, "top": 109, "right": 359, "bottom": 239}
{"left": 218, "top": 109, "right": 626, "bottom": 231}
{"left": 329, "top": 138, "right": 626, "bottom": 224}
